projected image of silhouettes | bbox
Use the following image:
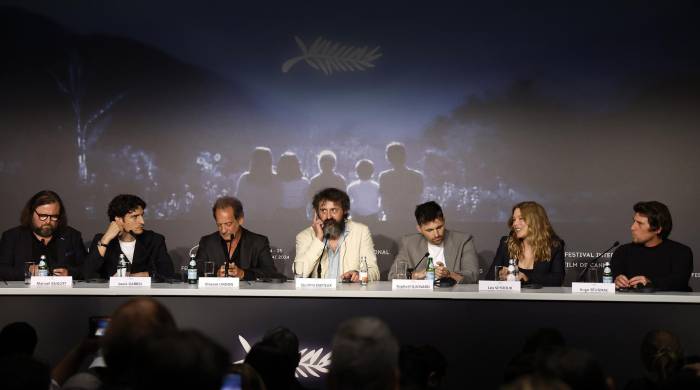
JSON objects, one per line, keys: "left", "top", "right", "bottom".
{"left": 379, "top": 142, "right": 424, "bottom": 223}
{"left": 277, "top": 151, "right": 310, "bottom": 223}
{"left": 308, "top": 150, "right": 346, "bottom": 198}
{"left": 236, "top": 147, "right": 281, "bottom": 224}
{"left": 347, "top": 159, "right": 380, "bottom": 226}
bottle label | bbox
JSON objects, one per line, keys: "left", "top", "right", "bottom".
{"left": 38, "top": 269, "right": 49, "bottom": 277}
{"left": 117, "top": 268, "right": 127, "bottom": 277}
{"left": 602, "top": 276, "right": 613, "bottom": 284}
{"left": 188, "top": 269, "right": 198, "bottom": 280}
{"left": 426, "top": 271, "right": 435, "bottom": 281}
{"left": 359, "top": 271, "right": 368, "bottom": 284}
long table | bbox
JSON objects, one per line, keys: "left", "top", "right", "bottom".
{"left": 2, "top": 281, "right": 699, "bottom": 389}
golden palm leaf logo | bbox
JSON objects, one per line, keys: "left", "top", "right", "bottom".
{"left": 282, "top": 36, "right": 382, "bottom": 75}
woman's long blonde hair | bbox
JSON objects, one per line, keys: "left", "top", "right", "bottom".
{"left": 507, "top": 201, "right": 560, "bottom": 262}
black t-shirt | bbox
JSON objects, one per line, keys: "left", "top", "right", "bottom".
{"left": 611, "top": 239, "right": 693, "bottom": 291}
{"left": 31, "top": 234, "right": 58, "bottom": 268}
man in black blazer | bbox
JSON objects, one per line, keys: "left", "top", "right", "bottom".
{"left": 0, "top": 190, "right": 86, "bottom": 280}
{"left": 196, "top": 196, "right": 277, "bottom": 280}
{"left": 84, "top": 194, "right": 174, "bottom": 280}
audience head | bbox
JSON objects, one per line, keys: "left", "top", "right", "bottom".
{"left": 230, "top": 363, "right": 267, "bottom": 390}
{"left": 21, "top": 190, "right": 67, "bottom": 237}
{"left": 0, "top": 321, "right": 38, "bottom": 357}
{"left": 277, "top": 152, "right": 304, "bottom": 181}
{"left": 399, "top": 345, "right": 447, "bottom": 390}
{"left": 640, "top": 329, "right": 684, "bottom": 381}
{"left": 248, "top": 147, "right": 275, "bottom": 179}
{"left": 540, "top": 348, "right": 609, "bottom": 390}
{"left": 355, "top": 159, "right": 374, "bottom": 181}
{"left": 318, "top": 150, "right": 338, "bottom": 173}
{"left": 385, "top": 142, "right": 407, "bottom": 167}
{"left": 245, "top": 326, "right": 301, "bottom": 388}
{"left": 102, "top": 298, "right": 177, "bottom": 382}
{"left": 328, "top": 317, "right": 399, "bottom": 390}
{"left": 132, "top": 329, "right": 230, "bottom": 390}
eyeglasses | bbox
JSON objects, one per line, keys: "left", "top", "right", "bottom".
{"left": 35, "top": 210, "right": 60, "bottom": 222}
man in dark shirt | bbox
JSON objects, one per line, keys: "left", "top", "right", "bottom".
{"left": 195, "top": 196, "right": 277, "bottom": 280}
{"left": 0, "top": 190, "right": 86, "bottom": 280}
{"left": 611, "top": 201, "right": 693, "bottom": 291}
{"left": 84, "top": 194, "right": 174, "bottom": 280}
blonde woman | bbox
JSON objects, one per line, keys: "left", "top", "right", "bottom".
{"left": 486, "top": 201, "right": 565, "bottom": 286}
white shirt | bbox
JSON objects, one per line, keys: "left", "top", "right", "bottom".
{"left": 119, "top": 240, "right": 136, "bottom": 262}
{"left": 428, "top": 243, "right": 446, "bottom": 267}
{"left": 347, "top": 179, "right": 380, "bottom": 216}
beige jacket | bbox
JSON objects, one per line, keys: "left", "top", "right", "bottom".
{"left": 294, "top": 220, "right": 380, "bottom": 280}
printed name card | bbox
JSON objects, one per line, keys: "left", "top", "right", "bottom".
{"left": 295, "top": 278, "right": 337, "bottom": 290}
{"left": 109, "top": 277, "right": 151, "bottom": 288}
{"left": 392, "top": 279, "right": 434, "bottom": 291}
{"left": 571, "top": 282, "right": 615, "bottom": 294}
{"left": 478, "top": 280, "right": 521, "bottom": 293}
{"left": 198, "top": 277, "right": 240, "bottom": 289}
{"left": 30, "top": 276, "right": 73, "bottom": 288}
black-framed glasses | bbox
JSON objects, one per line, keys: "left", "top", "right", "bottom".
{"left": 35, "top": 210, "right": 60, "bottom": 222}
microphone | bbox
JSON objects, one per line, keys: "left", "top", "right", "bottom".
{"left": 407, "top": 252, "right": 430, "bottom": 279}
{"left": 316, "top": 233, "right": 330, "bottom": 278}
{"left": 576, "top": 241, "right": 620, "bottom": 282}
{"left": 224, "top": 232, "right": 236, "bottom": 278}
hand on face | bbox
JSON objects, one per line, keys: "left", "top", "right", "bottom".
{"left": 312, "top": 212, "right": 325, "bottom": 241}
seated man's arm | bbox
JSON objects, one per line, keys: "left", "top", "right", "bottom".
{"left": 295, "top": 229, "right": 326, "bottom": 278}
{"left": 83, "top": 234, "right": 107, "bottom": 279}
{"left": 647, "top": 246, "right": 694, "bottom": 291}
{"left": 243, "top": 236, "right": 278, "bottom": 280}
{"left": 454, "top": 235, "right": 479, "bottom": 283}
{"left": 153, "top": 235, "right": 175, "bottom": 278}
{"left": 0, "top": 229, "right": 24, "bottom": 281}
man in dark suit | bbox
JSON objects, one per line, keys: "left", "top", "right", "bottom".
{"left": 84, "top": 194, "right": 174, "bottom": 280}
{"left": 388, "top": 201, "right": 479, "bottom": 283}
{"left": 0, "top": 190, "right": 86, "bottom": 280}
{"left": 196, "top": 196, "right": 277, "bottom": 280}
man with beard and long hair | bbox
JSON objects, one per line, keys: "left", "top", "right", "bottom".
{"left": 84, "top": 194, "right": 174, "bottom": 280}
{"left": 294, "top": 188, "right": 379, "bottom": 281}
{"left": 0, "top": 190, "right": 87, "bottom": 280}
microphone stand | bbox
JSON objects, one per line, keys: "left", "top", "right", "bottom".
{"left": 316, "top": 234, "right": 330, "bottom": 278}
{"left": 407, "top": 252, "right": 430, "bottom": 280}
{"left": 576, "top": 241, "right": 619, "bottom": 282}
{"left": 224, "top": 233, "right": 235, "bottom": 278}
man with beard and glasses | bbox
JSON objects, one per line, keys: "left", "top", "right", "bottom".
{"left": 0, "top": 190, "right": 87, "bottom": 280}
{"left": 84, "top": 194, "right": 174, "bottom": 280}
{"left": 294, "top": 188, "right": 379, "bottom": 281}
{"left": 195, "top": 196, "right": 278, "bottom": 280}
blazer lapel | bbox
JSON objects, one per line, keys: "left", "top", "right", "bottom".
{"left": 238, "top": 228, "right": 250, "bottom": 268}
{"left": 443, "top": 230, "right": 458, "bottom": 270}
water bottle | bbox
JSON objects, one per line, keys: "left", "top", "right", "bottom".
{"left": 507, "top": 259, "right": 518, "bottom": 281}
{"left": 37, "top": 255, "right": 49, "bottom": 277}
{"left": 117, "top": 254, "right": 128, "bottom": 277}
{"left": 602, "top": 261, "right": 613, "bottom": 284}
{"left": 425, "top": 257, "right": 435, "bottom": 283}
{"left": 359, "top": 256, "right": 369, "bottom": 286}
{"left": 187, "top": 255, "right": 198, "bottom": 284}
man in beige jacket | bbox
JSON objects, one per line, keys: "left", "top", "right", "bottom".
{"left": 294, "top": 188, "right": 379, "bottom": 281}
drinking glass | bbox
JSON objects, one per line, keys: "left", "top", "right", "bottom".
{"left": 204, "top": 261, "right": 215, "bottom": 277}
{"left": 494, "top": 265, "right": 507, "bottom": 281}
{"left": 584, "top": 268, "right": 599, "bottom": 283}
{"left": 24, "top": 262, "right": 35, "bottom": 284}
{"left": 293, "top": 261, "right": 305, "bottom": 279}
{"left": 394, "top": 261, "right": 408, "bottom": 279}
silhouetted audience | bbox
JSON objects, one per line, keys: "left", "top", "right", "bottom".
{"left": 540, "top": 348, "right": 610, "bottom": 390}
{"left": 236, "top": 147, "right": 282, "bottom": 224}
{"left": 328, "top": 317, "right": 399, "bottom": 390}
{"left": 245, "top": 326, "right": 305, "bottom": 390}
{"left": 0, "top": 321, "right": 38, "bottom": 357}
{"left": 504, "top": 328, "right": 567, "bottom": 382}
{"left": 0, "top": 354, "right": 51, "bottom": 390}
{"left": 378, "top": 142, "right": 424, "bottom": 223}
{"left": 278, "top": 152, "right": 310, "bottom": 222}
{"left": 399, "top": 345, "right": 447, "bottom": 390}
{"left": 230, "top": 363, "right": 268, "bottom": 390}
{"left": 625, "top": 329, "right": 687, "bottom": 390}
{"left": 130, "top": 329, "right": 230, "bottom": 390}
{"left": 308, "top": 150, "right": 346, "bottom": 198}
{"left": 347, "top": 159, "right": 380, "bottom": 225}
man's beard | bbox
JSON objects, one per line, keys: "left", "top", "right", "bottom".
{"left": 33, "top": 224, "right": 55, "bottom": 238}
{"left": 323, "top": 218, "right": 346, "bottom": 239}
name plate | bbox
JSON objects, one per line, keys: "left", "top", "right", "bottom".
{"left": 30, "top": 276, "right": 73, "bottom": 288}
{"left": 295, "top": 278, "right": 336, "bottom": 289}
{"left": 478, "top": 280, "right": 521, "bottom": 292}
{"left": 198, "top": 277, "right": 240, "bottom": 289}
{"left": 392, "top": 279, "right": 434, "bottom": 291}
{"left": 571, "top": 282, "right": 615, "bottom": 294}
{"left": 109, "top": 277, "right": 151, "bottom": 288}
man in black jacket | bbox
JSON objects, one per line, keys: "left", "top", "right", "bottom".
{"left": 196, "top": 196, "right": 277, "bottom": 280}
{"left": 84, "top": 194, "right": 174, "bottom": 280}
{"left": 0, "top": 190, "right": 86, "bottom": 281}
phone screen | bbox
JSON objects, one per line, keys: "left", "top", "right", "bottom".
{"left": 220, "top": 373, "right": 242, "bottom": 390}
{"left": 89, "top": 316, "right": 111, "bottom": 338}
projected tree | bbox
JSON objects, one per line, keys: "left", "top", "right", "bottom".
{"left": 53, "top": 55, "right": 125, "bottom": 184}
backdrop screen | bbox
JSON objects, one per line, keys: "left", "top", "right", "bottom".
{"left": 1, "top": 2, "right": 699, "bottom": 287}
